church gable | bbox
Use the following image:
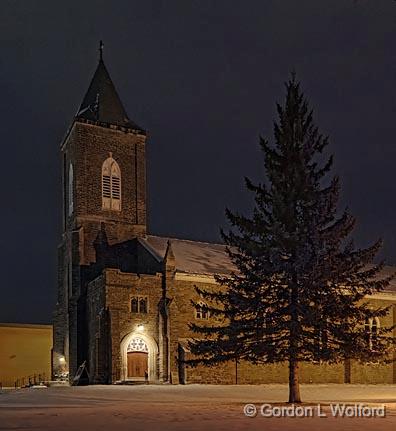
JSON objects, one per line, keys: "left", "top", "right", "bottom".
{"left": 99, "top": 235, "right": 234, "bottom": 277}
{"left": 108, "top": 239, "right": 163, "bottom": 275}
{"left": 141, "top": 235, "right": 234, "bottom": 276}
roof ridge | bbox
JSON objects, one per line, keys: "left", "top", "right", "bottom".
{"left": 146, "top": 234, "right": 226, "bottom": 248}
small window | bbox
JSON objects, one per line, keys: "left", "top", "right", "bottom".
{"left": 68, "top": 163, "right": 74, "bottom": 216}
{"left": 365, "top": 317, "right": 380, "bottom": 351}
{"left": 314, "top": 326, "right": 328, "bottom": 362}
{"left": 139, "top": 298, "right": 147, "bottom": 314}
{"left": 195, "top": 302, "right": 209, "bottom": 320}
{"left": 372, "top": 318, "right": 379, "bottom": 349}
{"left": 131, "top": 298, "right": 139, "bottom": 313}
{"left": 131, "top": 296, "right": 148, "bottom": 313}
{"left": 102, "top": 156, "right": 121, "bottom": 211}
{"left": 364, "top": 318, "right": 371, "bottom": 348}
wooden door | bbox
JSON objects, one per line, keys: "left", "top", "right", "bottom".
{"left": 127, "top": 352, "right": 148, "bottom": 378}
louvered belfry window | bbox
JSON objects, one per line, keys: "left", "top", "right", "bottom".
{"left": 102, "top": 156, "right": 121, "bottom": 211}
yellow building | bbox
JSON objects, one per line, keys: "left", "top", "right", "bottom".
{"left": 0, "top": 323, "right": 52, "bottom": 388}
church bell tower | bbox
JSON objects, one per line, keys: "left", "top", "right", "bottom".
{"left": 53, "top": 43, "right": 147, "bottom": 379}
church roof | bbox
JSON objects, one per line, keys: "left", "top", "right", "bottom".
{"left": 374, "top": 265, "right": 396, "bottom": 293}
{"left": 75, "top": 50, "right": 144, "bottom": 133}
{"left": 139, "top": 235, "right": 234, "bottom": 275}
{"left": 139, "top": 235, "right": 396, "bottom": 294}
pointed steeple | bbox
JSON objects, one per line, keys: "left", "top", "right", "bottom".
{"left": 75, "top": 42, "right": 144, "bottom": 133}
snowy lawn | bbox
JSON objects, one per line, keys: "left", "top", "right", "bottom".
{"left": 1, "top": 384, "right": 396, "bottom": 431}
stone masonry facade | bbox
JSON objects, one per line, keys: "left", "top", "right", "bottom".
{"left": 52, "top": 50, "right": 396, "bottom": 385}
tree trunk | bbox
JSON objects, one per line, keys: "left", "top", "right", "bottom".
{"left": 288, "top": 359, "right": 301, "bottom": 403}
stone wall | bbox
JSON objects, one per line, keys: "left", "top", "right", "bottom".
{"left": 102, "top": 269, "right": 163, "bottom": 382}
{"left": 76, "top": 264, "right": 396, "bottom": 385}
{"left": 54, "top": 119, "right": 148, "bottom": 382}
{"left": 64, "top": 121, "right": 146, "bottom": 235}
{"left": 78, "top": 264, "right": 396, "bottom": 385}
{"left": 63, "top": 121, "right": 147, "bottom": 267}
{"left": 349, "top": 298, "right": 395, "bottom": 384}
{"left": 87, "top": 275, "right": 107, "bottom": 383}
{"left": 168, "top": 275, "right": 396, "bottom": 385}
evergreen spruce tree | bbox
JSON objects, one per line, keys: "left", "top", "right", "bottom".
{"left": 188, "top": 75, "right": 395, "bottom": 403}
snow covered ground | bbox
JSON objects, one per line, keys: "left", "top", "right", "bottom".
{"left": 1, "top": 384, "right": 396, "bottom": 431}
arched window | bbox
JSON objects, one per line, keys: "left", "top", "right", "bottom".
{"left": 131, "top": 298, "right": 138, "bottom": 313}
{"left": 68, "top": 163, "right": 73, "bottom": 216}
{"left": 314, "top": 325, "right": 328, "bottom": 362}
{"left": 102, "top": 156, "right": 121, "bottom": 211}
{"left": 131, "top": 296, "right": 148, "bottom": 313}
{"left": 364, "top": 318, "right": 370, "bottom": 345}
{"left": 139, "top": 297, "right": 147, "bottom": 314}
{"left": 195, "top": 302, "right": 209, "bottom": 320}
{"left": 371, "top": 317, "right": 379, "bottom": 350}
{"left": 127, "top": 337, "right": 148, "bottom": 353}
{"left": 365, "top": 317, "right": 380, "bottom": 351}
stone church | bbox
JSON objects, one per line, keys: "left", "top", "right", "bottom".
{"left": 53, "top": 49, "right": 396, "bottom": 385}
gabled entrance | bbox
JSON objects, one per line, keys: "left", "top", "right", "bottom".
{"left": 120, "top": 333, "right": 158, "bottom": 382}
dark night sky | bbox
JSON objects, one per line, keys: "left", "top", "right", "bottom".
{"left": 1, "top": 0, "right": 396, "bottom": 324}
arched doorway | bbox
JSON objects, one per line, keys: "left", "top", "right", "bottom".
{"left": 127, "top": 337, "right": 148, "bottom": 379}
{"left": 120, "top": 332, "right": 158, "bottom": 382}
